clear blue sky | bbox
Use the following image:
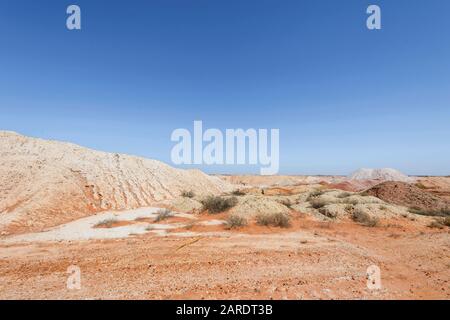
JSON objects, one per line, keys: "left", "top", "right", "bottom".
{"left": 0, "top": 0, "right": 449, "bottom": 175}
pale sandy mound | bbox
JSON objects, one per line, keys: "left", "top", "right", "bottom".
{"left": 363, "top": 181, "right": 450, "bottom": 211}
{"left": 157, "top": 197, "right": 203, "bottom": 213}
{"left": 0, "top": 131, "right": 231, "bottom": 234}
{"left": 229, "top": 196, "right": 290, "bottom": 218}
{"left": 349, "top": 168, "right": 413, "bottom": 182}
{"left": 291, "top": 189, "right": 414, "bottom": 221}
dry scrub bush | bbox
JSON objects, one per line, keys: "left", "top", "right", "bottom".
{"left": 310, "top": 198, "right": 329, "bottom": 209}
{"left": 443, "top": 217, "right": 450, "bottom": 227}
{"left": 343, "top": 198, "right": 360, "bottom": 205}
{"left": 226, "top": 214, "right": 248, "bottom": 229}
{"left": 337, "top": 192, "right": 351, "bottom": 199}
{"left": 428, "top": 221, "right": 444, "bottom": 229}
{"left": 256, "top": 212, "right": 291, "bottom": 228}
{"left": 345, "top": 204, "right": 354, "bottom": 212}
{"left": 415, "top": 182, "right": 428, "bottom": 189}
{"left": 318, "top": 207, "right": 338, "bottom": 219}
{"left": 408, "top": 207, "right": 450, "bottom": 217}
{"left": 231, "top": 190, "right": 246, "bottom": 196}
{"left": 181, "top": 190, "right": 195, "bottom": 198}
{"left": 202, "top": 196, "right": 238, "bottom": 214}
{"left": 154, "top": 208, "right": 173, "bottom": 222}
{"left": 351, "top": 209, "right": 379, "bottom": 227}
{"left": 307, "top": 190, "right": 325, "bottom": 201}
{"left": 428, "top": 217, "right": 450, "bottom": 229}
{"left": 94, "top": 218, "right": 118, "bottom": 228}
{"left": 279, "top": 199, "right": 292, "bottom": 208}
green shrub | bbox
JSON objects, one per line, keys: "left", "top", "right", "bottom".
{"left": 202, "top": 196, "right": 238, "bottom": 214}
{"left": 256, "top": 212, "right": 291, "bottom": 228}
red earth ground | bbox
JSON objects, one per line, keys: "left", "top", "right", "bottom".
{"left": 0, "top": 214, "right": 448, "bottom": 300}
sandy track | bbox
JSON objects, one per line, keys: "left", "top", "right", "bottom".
{"left": 1, "top": 207, "right": 199, "bottom": 243}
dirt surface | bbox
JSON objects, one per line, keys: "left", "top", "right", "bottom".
{"left": 364, "top": 181, "right": 450, "bottom": 211}
{"left": 0, "top": 216, "right": 448, "bottom": 300}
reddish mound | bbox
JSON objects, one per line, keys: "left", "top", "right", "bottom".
{"left": 363, "top": 181, "right": 450, "bottom": 211}
{"left": 325, "top": 180, "right": 381, "bottom": 192}
{"left": 415, "top": 177, "right": 450, "bottom": 201}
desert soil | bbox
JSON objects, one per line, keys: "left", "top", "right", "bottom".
{"left": 0, "top": 213, "right": 448, "bottom": 300}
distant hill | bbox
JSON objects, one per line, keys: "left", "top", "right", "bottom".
{"left": 349, "top": 168, "right": 413, "bottom": 182}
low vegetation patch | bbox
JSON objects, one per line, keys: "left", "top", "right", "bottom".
{"left": 201, "top": 196, "right": 238, "bottom": 214}
{"left": 428, "top": 221, "right": 444, "bottom": 229}
{"left": 337, "top": 192, "right": 352, "bottom": 199}
{"left": 154, "top": 208, "right": 174, "bottom": 222}
{"left": 345, "top": 204, "right": 354, "bottom": 213}
{"left": 184, "top": 222, "right": 197, "bottom": 230}
{"left": 318, "top": 207, "right": 337, "bottom": 219}
{"left": 351, "top": 209, "right": 379, "bottom": 227}
{"left": 307, "top": 190, "right": 325, "bottom": 201}
{"left": 379, "top": 205, "right": 388, "bottom": 211}
{"left": 279, "top": 199, "right": 292, "bottom": 208}
{"left": 310, "top": 198, "right": 329, "bottom": 209}
{"left": 231, "top": 190, "right": 246, "bottom": 196}
{"left": 181, "top": 190, "right": 195, "bottom": 198}
{"left": 428, "top": 217, "right": 450, "bottom": 229}
{"left": 415, "top": 182, "right": 429, "bottom": 190}
{"left": 443, "top": 217, "right": 450, "bottom": 227}
{"left": 256, "top": 212, "right": 291, "bottom": 228}
{"left": 94, "top": 218, "right": 118, "bottom": 228}
{"left": 408, "top": 207, "right": 450, "bottom": 217}
{"left": 226, "top": 214, "right": 248, "bottom": 229}
{"left": 342, "top": 198, "right": 360, "bottom": 205}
